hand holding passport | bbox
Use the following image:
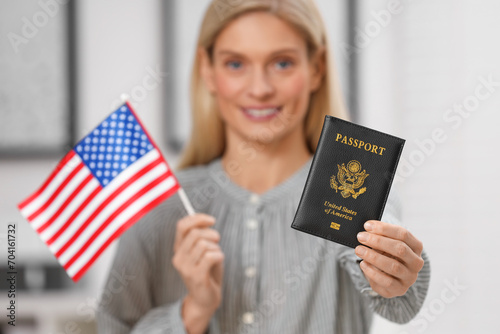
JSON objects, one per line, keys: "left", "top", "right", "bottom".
{"left": 291, "top": 116, "right": 405, "bottom": 248}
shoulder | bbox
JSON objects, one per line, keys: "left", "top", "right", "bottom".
{"left": 174, "top": 162, "right": 212, "bottom": 190}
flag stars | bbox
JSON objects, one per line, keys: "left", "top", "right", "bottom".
{"left": 76, "top": 104, "right": 155, "bottom": 187}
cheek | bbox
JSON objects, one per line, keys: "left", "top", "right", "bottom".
{"left": 282, "top": 72, "right": 310, "bottom": 111}
{"left": 214, "top": 73, "right": 244, "bottom": 99}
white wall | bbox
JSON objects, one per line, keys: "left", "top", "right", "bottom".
{"left": 358, "top": 0, "right": 500, "bottom": 333}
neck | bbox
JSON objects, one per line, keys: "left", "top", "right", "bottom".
{"left": 221, "top": 128, "right": 312, "bottom": 194}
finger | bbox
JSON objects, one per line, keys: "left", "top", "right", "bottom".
{"left": 364, "top": 220, "right": 423, "bottom": 256}
{"left": 357, "top": 232, "right": 423, "bottom": 272}
{"left": 174, "top": 214, "right": 216, "bottom": 251}
{"left": 359, "top": 260, "right": 407, "bottom": 297}
{"left": 196, "top": 249, "right": 224, "bottom": 276}
{"left": 191, "top": 239, "right": 221, "bottom": 266}
{"left": 177, "top": 228, "right": 220, "bottom": 257}
{"left": 355, "top": 245, "right": 410, "bottom": 279}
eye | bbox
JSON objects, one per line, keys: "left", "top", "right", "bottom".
{"left": 225, "top": 60, "right": 243, "bottom": 70}
{"left": 274, "top": 59, "right": 293, "bottom": 70}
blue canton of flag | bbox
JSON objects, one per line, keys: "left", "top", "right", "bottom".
{"left": 75, "top": 105, "right": 155, "bottom": 187}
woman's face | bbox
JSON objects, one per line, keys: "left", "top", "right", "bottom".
{"left": 201, "top": 11, "right": 324, "bottom": 147}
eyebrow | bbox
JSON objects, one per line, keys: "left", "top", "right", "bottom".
{"left": 216, "top": 48, "right": 301, "bottom": 57}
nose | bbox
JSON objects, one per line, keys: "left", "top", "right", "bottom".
{"left": 248, "top": 67, "right": 274, "bottom": 98}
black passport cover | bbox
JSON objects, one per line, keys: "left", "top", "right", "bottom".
{"left": 291, "top": 116, "right": 405, "bottom": 248}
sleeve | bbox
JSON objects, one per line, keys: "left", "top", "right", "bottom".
{"left": 337, "top": 189, "right": 431, "bottom": 324}
{"left": 96, "top": 211, "right": 188, "bottom": 334}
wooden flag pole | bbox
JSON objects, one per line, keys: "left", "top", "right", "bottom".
{"left": 178, "top": 188, "right": 196, "bottom": 216}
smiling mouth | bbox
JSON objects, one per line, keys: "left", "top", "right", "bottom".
{"left": 242, "top": 107, "right": 282, "bottom": 120}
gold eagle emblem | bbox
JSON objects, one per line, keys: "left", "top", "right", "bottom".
{"left": 330, "top": 160, "right": 368, "bottom": 199}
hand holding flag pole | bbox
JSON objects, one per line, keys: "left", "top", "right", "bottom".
{"left": 18, "top": 97, "right": 194, "bottom": 281}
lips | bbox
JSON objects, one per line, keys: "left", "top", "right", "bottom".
{"left": 241, "top": 106, "right": 282, "bottom": 120}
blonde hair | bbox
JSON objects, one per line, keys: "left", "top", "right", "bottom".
{"left": 178, "top": 0, "right": 348, "bottom": 169}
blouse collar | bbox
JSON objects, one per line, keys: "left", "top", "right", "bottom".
{"left": 207, "top": 156, "right": 313, "bottom": 205}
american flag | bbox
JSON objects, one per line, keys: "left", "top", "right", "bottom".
{"left": 18, "top": 102, "right": 180, "bottom": 282}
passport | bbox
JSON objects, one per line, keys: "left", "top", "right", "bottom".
{"left": 291, "top": 116, "right": 405, "bottom": 248}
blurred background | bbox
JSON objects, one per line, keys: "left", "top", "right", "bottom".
{"left": 0, "top": 0, "right": 499, "bottom": 333}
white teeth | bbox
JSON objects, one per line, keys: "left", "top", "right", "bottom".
{"left": 245, "top": 108, "right": 279, "bottom": 117}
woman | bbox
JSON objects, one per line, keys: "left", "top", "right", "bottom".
{"left": 98, "top": 0, "right": 430, "bottom": 333}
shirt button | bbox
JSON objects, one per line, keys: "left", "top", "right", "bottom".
{"left": 246, "top": 218, "right": 258, "bottom": 230}
{"left": 242, "top": 312, "right": 254, "bottom": 324}
{"left": 245, "top": 266, "right": 256, "bottom": 278}
{"left": 249, "top": 194, "right": 260, "bottom": 204}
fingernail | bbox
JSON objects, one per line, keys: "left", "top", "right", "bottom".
{"left": 364, "top": 221, "right": 373, "bottom": 231}
{"left": 355, "top": 246, "right": 366, "bottom": 257}
{"left": 357, "top": 232, "right": 368, "bottom": 242}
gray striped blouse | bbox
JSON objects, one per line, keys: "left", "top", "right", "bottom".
{"left": 97, "top": 157, "right": 430, "bottom": 333}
